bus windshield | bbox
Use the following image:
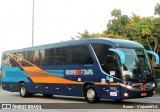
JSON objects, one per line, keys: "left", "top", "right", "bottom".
{"left": 120, "top": 48, "right": 153, "bottom": 83}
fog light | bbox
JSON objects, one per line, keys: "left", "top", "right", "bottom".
{"left": 124, "top": 93, "right": 128, "bottom": 97}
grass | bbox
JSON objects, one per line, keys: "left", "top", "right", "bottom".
{"left": 155, "top": 86, "right": 160, "bottom": 93}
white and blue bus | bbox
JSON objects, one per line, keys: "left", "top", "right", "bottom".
{"left": 1, "top": 38, "right": 159, "bottom": 103}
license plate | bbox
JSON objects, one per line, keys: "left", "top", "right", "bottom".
{"left": 141, "top": 93, "right": 147, "bottom": 96}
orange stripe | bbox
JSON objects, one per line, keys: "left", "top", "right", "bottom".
{"left": 30, "top": 77, "right": 83, "bottom": 84}
{"left": 141, "top": 82, "right": 149, "bottom": 89}
{"left": 95, "top": 82, "right": 119, "bottom": 86}
{"left": 23, "top": 66, "right": 83, "bottom": 84}
{"left": 23, "top": 67, "right": 52, "bottom": 77}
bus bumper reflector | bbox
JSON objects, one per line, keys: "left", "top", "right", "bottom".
{"left": 141, "top": 93, "right": 147, "bottom": 97}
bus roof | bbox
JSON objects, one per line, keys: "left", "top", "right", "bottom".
{"left": 8, "top": 38, "right": 144, "bottom": 52}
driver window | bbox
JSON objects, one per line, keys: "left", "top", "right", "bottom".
{"left": 106, "top": 53, "right": 119, "bottom": 77}
{"left": 92, "top": 44, "right": 120, "bottom": 78}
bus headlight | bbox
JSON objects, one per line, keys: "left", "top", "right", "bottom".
{"left": 126, "top": 85, "right": 133, "bottom": 90}
{"left": 152, "top": 83, "right": 155, "bottom": 88}
{"left": 119, "top": 83, "right": 125, "bottom": 87}
{"left": 119, "top": 83, "right": 133, "bottom": 90}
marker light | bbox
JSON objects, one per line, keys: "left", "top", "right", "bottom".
{"left": 124, "top": 93, "right": 128, "bottom": 97}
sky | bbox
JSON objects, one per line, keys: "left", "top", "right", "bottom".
{"left": 0, "top": 0, "right": 159, "bottom": 59}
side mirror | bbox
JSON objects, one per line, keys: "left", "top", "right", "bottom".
{"left": 109, "top": 48, "right": 125, "bottom": 64}
{"left": 146, "top": 50, "right": 160, "bottom": 64}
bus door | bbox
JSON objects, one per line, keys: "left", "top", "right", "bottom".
{"left": 105, "top": 52, "right": 120, "bottom": 78}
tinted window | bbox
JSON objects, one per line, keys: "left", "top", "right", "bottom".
{"left": 45, "top": 48, "right": 54, "bottom": 65}
{"left": 2, "top": 53, "right": 11, "bottom": 67}
{"left": 70, "top": 45, "right": 93, "bottom": 64}
{"left": 5, "top": 45, "right": 93, "bottom": 67}
{"left": 92, "top": 44, "right": 121, "bottom": 78}
{"left": 9, "top": 52, "right": 20, "bottom": 67}
{"left": 39, "top": 49, "right": 45, "bottom": 66}
{"left": 21, "top": 51, "right": 31, "bottom": 66}
{"left": 54, "top": 47, "right": 67, "bottom": 65}
{"left": 27, "top": 51, "right": 34, "bottom": 64}
{"left": 33, "top": 50, "right": 39, "bottom": 66}
{"left": 92, "top": 44, "right": 110, "bottom": 70}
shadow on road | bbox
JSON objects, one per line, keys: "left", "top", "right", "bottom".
{"left": 12, "top": 93, "right": 157, "bottom": 104}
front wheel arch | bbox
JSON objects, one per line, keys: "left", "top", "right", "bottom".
{"left": 84, "top": 85, "right": 100, "bottom": 103}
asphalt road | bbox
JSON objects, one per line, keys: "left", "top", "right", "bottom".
{"left": 0, "top": 88, "right": 160, "bottom": 112}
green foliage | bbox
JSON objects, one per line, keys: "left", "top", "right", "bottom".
{"left": 155, "top": 86, "right": 160, "bottom": 93}
{"left": 75, "top": 30, "right": 124, "bottom": 39}
{"left": 111, "top": 9, "right": 121, "bottom": 18}
{"left": 76, "top": 3, "right": 160, "bottom": 55}
{"left": 77, "top": 8, "right": 160, "bottom": 53}
{"left": 105, "top": 13, "right": 130, "bottom": 38}
{"left": 155, "top": 3, "right": 160, "bottom": 16}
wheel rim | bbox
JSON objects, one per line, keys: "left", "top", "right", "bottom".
{"left": 21, "top": 86, "right": 26, "bottom": 96}
{"left": 87, "top": 88, "right": 95, "bottom": 100}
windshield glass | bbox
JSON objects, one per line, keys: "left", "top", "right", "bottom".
{"left": 120, "top": 48, "right": 153, "bottom": 83}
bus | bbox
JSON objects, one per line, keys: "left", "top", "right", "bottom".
{"left": 1, "top": 38, "right": 160, "bottom": 103}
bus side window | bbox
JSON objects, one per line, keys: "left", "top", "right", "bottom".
{"left": 45, "top": 48, "right": 54, "bottom": 66}
{"left": 27, "top": 51, "right": 35, "bottom": 64}
{"left": 54, "top": 48, "right": 67, "bottom": 65}
{"left": 34, "top": 50, "right": 40, "bottom": 66}
{"left": 70, "top": 45, "right": 93, "bottom": 65}
{"left": 21, "top": 51, "right": 29, "bottom": 66}
{"left": 10, "top": 53, "right": 19, "bottom": 67}
{"left": 2, "top": 54, "right": 7, "bottom": 66}
{"left": 39, "top": 49, "right": 45, "bottom": 66}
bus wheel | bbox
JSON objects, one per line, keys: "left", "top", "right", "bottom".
{"left": 43, "top": 94, "right": 53, "bottom": 97}
{"left": 19, "top": 83, "right": 30, "bottom": 97}
{"left": 84, "top": 85, "right": 100, "bottom": 103}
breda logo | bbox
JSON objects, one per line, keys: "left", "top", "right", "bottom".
{"left": 66, "top": 69, "right": 93, "bottom": 75}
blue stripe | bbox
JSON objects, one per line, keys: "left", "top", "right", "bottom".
{"left": 2, "top": 77, "right": 30, "bottom": 82}
{"left": 6, "top": 71, "right": 28, "bottom": 77}
{"left": 2, "top": 66, "right": 22, "bottom": 72}
{"left": 46, "top": 70, "right": 64, "bottom": 77}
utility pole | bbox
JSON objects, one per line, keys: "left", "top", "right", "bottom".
{"left": 32, "top": 0, "right": 34, "bottom": 47}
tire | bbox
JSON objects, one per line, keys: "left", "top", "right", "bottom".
{"left": 19, "top": 83, "right": 31, "bottom": 97}
{"left": 84, "top": 85, "right": 100, "bottom": 103}
{"left": 43, "top": 94, "right": 53, "bottom": 97}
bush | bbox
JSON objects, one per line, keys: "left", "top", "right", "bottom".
{"left": 155, "top": 86, "right": 160, "bottom": 93}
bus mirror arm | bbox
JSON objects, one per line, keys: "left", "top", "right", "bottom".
{"left": 146, "top": 50, "right": 160, "bottom": 64}
{"left": 109, "top": 48, "right": 125, "bottom": 64}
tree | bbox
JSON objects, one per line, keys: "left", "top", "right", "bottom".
{"left": 154, "top": 3, "right": 160, "bottom": 17}
{"left": 111, "top": 9, "right": 121, "bottom": 19}
{"left": 76, "top": 8, "right": 160, "bottom": 56}
{"left": 76, "top": 30, "right": 124, "bottom": 39}
{"left": 126, "top": 14, "right": 141, "bottom": 41}
{"left": 105, "top": 9, "right": 130, "bottom": 38}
